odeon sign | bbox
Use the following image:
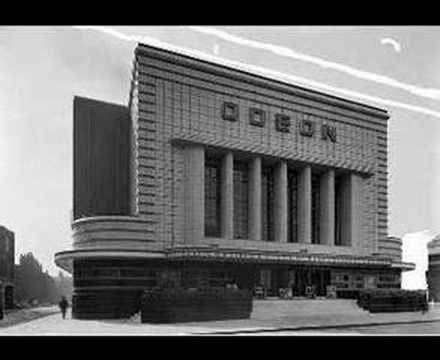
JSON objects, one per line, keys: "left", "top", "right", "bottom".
{"left": 222, "top": 102, "right": 337, "bottom": 143}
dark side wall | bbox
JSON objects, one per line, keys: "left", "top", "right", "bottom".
{"left": 0, "top": 227, "right": 14, "bottom": 284}
{"left": 73, "top": 96, "right": 131, "bottom": 220}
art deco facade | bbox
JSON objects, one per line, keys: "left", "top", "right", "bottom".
{"left": 0, "top": 226, "right": 15, "bottom": 309}
{"left": 55, "top": 44, "right": 414, "bottom": 318}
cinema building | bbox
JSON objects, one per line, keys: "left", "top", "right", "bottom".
{"left": 427, "top": 236, "right": 440, "bottom": 302}
{"left": 55, "top": 43, "right": 414, "bottom": 318}
{"left": 0, "top": 226, "right": 15, "bottom": 310}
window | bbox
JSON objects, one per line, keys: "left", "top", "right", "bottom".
{"left": 233, "top": 160, "right": 249, "bottom": 239}
{"left": 205, "top": 157, "right": 221, "bottom": 237}
{"left": 332, "top": 273, "right": 352, "bottom": 289}
{"left": 209, "top": 270, "right": 232, "bottom": 287}
{"left": 287, "top": 169, "right": 298, "bottom": 243}
{"left": 181, "top": 269, "right": 200, "bottom": 289}
{"left": 311, "top": 172, "right": 321, "bottom": 244}
{"left": 335, "top": 174, "right": 345, "bottom": 246}
{"left": 262, "top": 166, "right": 274, "bottom": 241}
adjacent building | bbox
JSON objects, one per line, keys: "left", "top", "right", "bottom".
{"left": 427, "top": 235, "right": 440, "bottom": 301}
{"left": 0, "top": 226, "right": 15, "bottom": 309}
{"left": 55, "top": 43, "right": 415, "bottom": 318}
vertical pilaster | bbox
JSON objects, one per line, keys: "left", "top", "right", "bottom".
{"left": 320, "top": 170, "right": 335, "bottom": 245}
{"left": 298, "top": 166, "right": 312, "bottom": 244}
{"left": 248, "top": 157, "right": 262, "bottom": 241}
{"left": 184, "top": 144, "right": 205, "bottom": 244}
{"left": 221, "top": 152, "right": 234, "bottom": 239}
{"left": 274, "top": 161, "right": 288, "bottom": 243}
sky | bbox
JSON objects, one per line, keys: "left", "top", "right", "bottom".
{"left": 1, "top": 26, "right": 440, "bottom": 280}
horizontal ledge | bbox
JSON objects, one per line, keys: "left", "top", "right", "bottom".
{"left": 54, "top": 249, "right": 166, "bottom": 273}
{"left": 72, "top": 215, "right": 156, "bottom": 227}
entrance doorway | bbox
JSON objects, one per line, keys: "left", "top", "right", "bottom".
{"left": 293, "top": 268, "right": 330, "bottom": 297}
{"left": 257, "top": 267, "right": 330, "bottom": 297}
{"left": 258, "top": 268, "right": 288, "bottom": 296}
{"left": 259, "top": 269, "right": 271, "bottom": 294}
{"left": 311, "top": 269, "right": 330, "bottom": 296}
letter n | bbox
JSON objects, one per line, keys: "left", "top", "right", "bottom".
{"left": 322, "top": 124, "right": 337, "bottom": 142}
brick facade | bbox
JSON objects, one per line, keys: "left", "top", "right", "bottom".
{"left": 129, "top": 44, "right": 390, "bottom": 259}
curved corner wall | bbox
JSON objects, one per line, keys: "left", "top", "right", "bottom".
{"left": 71, "top": 215, "right": 160, "bottom": 250}
{"left": 378, "top": 236, "right": 402, "bottom": 262}
{"left": 55, "top": 216, "right": 166, "bottom": 319}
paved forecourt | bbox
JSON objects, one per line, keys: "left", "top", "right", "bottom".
{"left": 2, "top": 300, "right": 440, "bottom": 335}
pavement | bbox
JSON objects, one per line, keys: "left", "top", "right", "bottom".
{"left": 0, "top": 306, "right": 59, "bottom": 328}
{"left": 186, "top": 299, "right": 440, "bottom": 335}
{"left": 1, "top": 299, "right": 440, "bottom": 335}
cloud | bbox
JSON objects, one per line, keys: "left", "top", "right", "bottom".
{"left": 73, "top": 26, "right": 143, "bottom": 43}
{"left": 213, "top": 43, "right": 220, "bottom": 56}
{"left": 73, "top": 26, "right": 440, "bottom": 120}
{"left": 188, "top": 26, "right": 440, "bottom": 101}
{"left": 380, "top": 37, "right": 402, "bottom": 53}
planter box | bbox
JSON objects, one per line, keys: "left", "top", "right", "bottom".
{"left": 141, "top": 288, "right": 253, "bottom": 323}
{"left": 72, "top": 289, "right": 142, "bottom": 319}
{"left": 357, "top": 290, "right": 428, "bottom": 313}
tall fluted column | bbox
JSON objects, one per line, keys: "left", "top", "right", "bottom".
{"left": 274, "top": 161, "right": 288, "bottom": 242}
{"left": 338, "top": 173, "right": 360, "bottom": 246}
{"left": 248, "top": 157, "right": 262, "bottom": 241}
{"left": 320, "top": 170, "right": 335, "bottom": 245}
{"left": 221, "top": 152, "right": 234, "bottom": 239}
{"left": 298, "top": 166, "right": 312, "bottom": 244}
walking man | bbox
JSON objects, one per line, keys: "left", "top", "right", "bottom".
{"left": 58, "top": 296, "right": 69, "bottom": 319}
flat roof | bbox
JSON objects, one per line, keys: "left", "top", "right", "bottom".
{"left": 74, "top": 95, "right": 127, "bottom": 110}
{"left": 136, "top": 43, "right": 389, "bottom": 120}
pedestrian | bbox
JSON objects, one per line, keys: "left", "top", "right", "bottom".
{"left": 58, "top": 296, "right": 69, "bottom": 319}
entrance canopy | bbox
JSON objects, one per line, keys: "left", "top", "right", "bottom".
{"left": 55, "top": 245, "right": 415, "bottom": 274}
{"left": 165, "top": 246, "right": 415, "bottom": 270}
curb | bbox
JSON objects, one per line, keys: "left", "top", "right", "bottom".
{"left": 193, "top": 317, "right": 440, "bottom": 335}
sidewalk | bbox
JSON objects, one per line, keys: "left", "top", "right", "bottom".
{"left": 181, "top": 299, "right": 440, "bottom": 334}
{"left": 0, "top": 306, "right": 59, "bottom": 329}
